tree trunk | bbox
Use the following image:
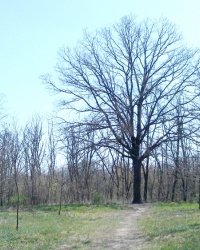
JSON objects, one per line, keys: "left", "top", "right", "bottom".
{"left": 182, "top": 178, "right": 188, "bottom": 202}
{"left": 132, "top": 157, "right": 142, "bottom": 204}
{"left": 143, "top": 158, "right": 149, "bottom": 202}
{"left": 143, "top": 172, "right": 148, "bottom": 202}
{"left": 171, "top": 169, "right": 178, "bottom": 202}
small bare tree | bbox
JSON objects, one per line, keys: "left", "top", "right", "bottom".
{"left": 22, "top": 118, "right": 45, "bottom": 205}
{"left": 11, "top": 131, "right": 22, "bottom": 230}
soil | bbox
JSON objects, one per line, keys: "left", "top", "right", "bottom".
{"left": 60, "top": 204, "right": 150, "bottom": 250}
{"left": 94, "top": 204, "right": 150, "bottom": 250}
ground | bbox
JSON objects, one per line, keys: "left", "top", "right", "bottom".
{"left": 60, "top": 204, "right": 149, "bottom": 250}
{"left": 98, "top": 204, "right": 149, "bottom": 250}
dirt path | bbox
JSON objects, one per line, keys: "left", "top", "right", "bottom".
{"left": 98, "top": 204, "right": 149, "bottom": 250}
{"left": 60, "top": 204, "right": 150, "bottom": 250}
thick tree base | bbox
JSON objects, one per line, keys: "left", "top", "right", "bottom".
{"left": 131, "top": 199, "right": 143, "bottom": 204}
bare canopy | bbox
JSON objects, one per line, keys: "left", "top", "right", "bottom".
{"left": 44, "top": 16, "right": 200, "bottom": 203}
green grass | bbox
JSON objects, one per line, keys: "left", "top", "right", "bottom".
{"left": 34, "top": 203, "right": 126, "bottom": 213}
{"left": 0, "top": 203, "right": 126, "bottom": 249}
{"left": 140, "top": 203, "right": 200, "bottom": 250}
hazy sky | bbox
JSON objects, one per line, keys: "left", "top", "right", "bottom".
{"left": 1, "top": 0, "right": 200, "bottom": 124}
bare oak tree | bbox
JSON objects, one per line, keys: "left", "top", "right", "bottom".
{"left": 44, "top": 16, "right": 200, "bottom": 203}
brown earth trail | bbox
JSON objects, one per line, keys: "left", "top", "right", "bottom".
{"left": 99, "top": 204, "right": 149, "bottom": 250}
{"left": 59, "top": 204, "right": 150, "bottom": 250}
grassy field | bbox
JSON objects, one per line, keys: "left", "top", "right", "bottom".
{"left": 0, "top": 204, "right": 127, "bottom": 250}
{"left": 140, "top": 202, "right": 200, "bottom": 250}
{"left": 1, "top": 202, "right": 199, "bottom": 249}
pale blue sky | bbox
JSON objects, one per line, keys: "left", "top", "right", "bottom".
{"left": 1, "top": 0, "right": 200, "bottom": 124}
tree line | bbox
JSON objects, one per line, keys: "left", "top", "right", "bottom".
{"left": 0, "top": 115, "right": 199, "bottom": 207}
